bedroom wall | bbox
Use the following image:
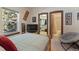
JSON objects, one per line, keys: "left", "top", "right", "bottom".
{"left": 1, "top": 7, "right": 79, "bottom": 35}
{"left": 24, "top": 7, "right": 79, "bottom": 35}
{"left": 19, "top": 7, "right": 33, "bottom": 32}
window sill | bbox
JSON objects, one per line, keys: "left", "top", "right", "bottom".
{"left": 4, "top": 32, "right": 20, "bottom": 36}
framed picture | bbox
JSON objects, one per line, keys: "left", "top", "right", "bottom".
{"left": 65, "top": 13, "right": 72, "bottom": 25}
{"left": 77, "top": 13, "right": 79, "bottom": 20}
{"left": 32, "top": 17, "right": 36, "bottom": 22}
{"left": 23, "top": 10, "right": 29, "bottom": 21}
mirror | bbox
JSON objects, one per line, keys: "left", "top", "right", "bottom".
{"left": 38, "top": 13, "right": 48, "bottom": 35}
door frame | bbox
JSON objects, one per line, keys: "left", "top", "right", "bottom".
{"left": 50, "top": 10, "right": 63, "bottom": 38}
{"left": 38, "top": 13, "right": 48, "bottom": 35}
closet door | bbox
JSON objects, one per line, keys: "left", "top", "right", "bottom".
{"left": 50, "top": 11, "right": 63, "bottom": 38}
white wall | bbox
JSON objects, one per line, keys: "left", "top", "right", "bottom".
{"left": 23, "top": 7, "right": 79, "bottom": 35}
{"left": 3, "top": 7, "right": 79, "bottom": 34}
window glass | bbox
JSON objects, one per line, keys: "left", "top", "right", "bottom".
{"left": 2, "top": 8, "right": 18, "bottom": 34}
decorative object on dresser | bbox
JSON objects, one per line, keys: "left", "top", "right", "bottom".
{"left": 27, "top": 24, "right": 38, "bottom": 33}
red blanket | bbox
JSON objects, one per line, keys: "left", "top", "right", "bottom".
{"left": 0, "top": 35, "right": 17, "bottom": 51}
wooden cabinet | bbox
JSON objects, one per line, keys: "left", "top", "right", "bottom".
{"left": 21, "top": 23, "right": 26, "bottom": 34}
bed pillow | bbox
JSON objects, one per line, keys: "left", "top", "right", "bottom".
{"left": 0, "top": 35, "right": 17, "bottom": 51}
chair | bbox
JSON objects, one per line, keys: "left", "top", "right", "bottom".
{"left": 60, "top": 32, "right": 79, "bottom": 51}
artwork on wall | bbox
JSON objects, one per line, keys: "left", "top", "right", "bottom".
{"left": 32, "top": 17, "right": 36, "bottom": 22}
{"left": 77, "top": 13, "right": 79, "bottom": 20}
{"left": 65, "top": 12, "right": 72, "bottom": 25}
{"left": 23, "top": 10, "right": 29, "bottom": 21}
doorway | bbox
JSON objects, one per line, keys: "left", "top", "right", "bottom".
{"left": 38, "top": 13, "right": 48, "bottom": 35}
{"left": 50, "top": 11, "right": 63, "bottom": 38}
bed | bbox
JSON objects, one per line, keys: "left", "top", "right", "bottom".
{"left": 0, "top": 33, "right": 49, "bottom": 51}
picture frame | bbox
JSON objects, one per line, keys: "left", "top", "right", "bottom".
{"left": 65, "top": 12, "right": 72, "bottom": 25}
{"left": 23, "top": 10, "right": 29, "bottom": 21}
{"left": 32, "top": 17, "right": 36, "bottom": 22}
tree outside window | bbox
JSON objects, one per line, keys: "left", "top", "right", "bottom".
{"left": 2, "top": 8, "right": 18, "bottom": 33}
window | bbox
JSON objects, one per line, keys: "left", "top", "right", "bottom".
{"left": 2, "top": 8, "right": 19, "bottom": 34}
